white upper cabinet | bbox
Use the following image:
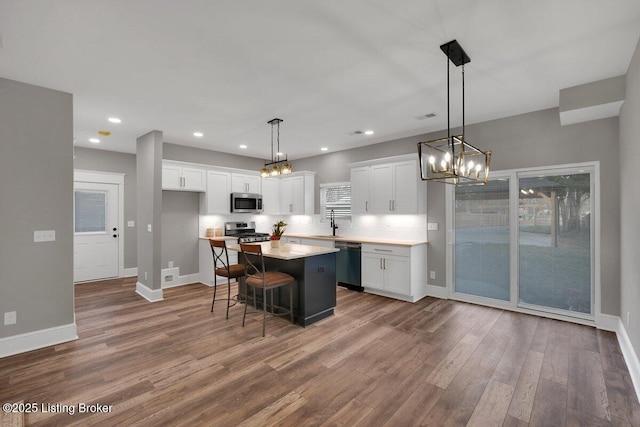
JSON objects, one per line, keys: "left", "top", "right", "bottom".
{"left": 231, "top": 173, "right": 260, "bottom": 194}
{"left": 162, "top": 161, "right": 206, "bottom": 192}
{"left": 350, "top": 167, "right": 371, "bottom": 214}
{"left": 279, "top": 172, "right": 315, "bottom": 215}
{"left": 203, "top": 170, "right": 231, "bottom": 214}
{"left": 261, "top": 178, "right": 280, "bottom": 215}
{"left": 350, "top": 156, "right": 424, "bottom": 215}
{"left": 390, "top": 160, "right": 418, "bottom": 214}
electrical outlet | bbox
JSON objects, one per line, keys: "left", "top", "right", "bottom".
{"left": 428, "top": 223, "right": 439, "bottom": 231}
{"left": 168, "top": 261, "right": 174, "bottom": 268}
{"left": 144, "top": 272, "right": 148, "bottom": 281}
{"left": 4, "top": 311, "right": 17, "bottom": 325}
{"left": 430, "top": 271, "right": 436, "bottom": 280}
{"left": 627, "top": 312, "right": 631, "bottom": 327}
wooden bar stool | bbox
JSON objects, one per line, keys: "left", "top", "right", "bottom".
{"left": 240, "top": 243, "right": 295, "bottom": 337}
{"left": 210, "top": 239, "right": 245, "bottom": 319}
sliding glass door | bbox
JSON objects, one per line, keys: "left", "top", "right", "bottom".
{"left": 518, "top": 172, "right": 593, "bottom": 315}
{"left": 451, "top": 165, "right": 595, "bottom": 319}
{"left": 454, "top": 178, "right": 511, "bottom": 301}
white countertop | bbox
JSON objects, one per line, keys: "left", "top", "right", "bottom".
{"left": 225, "top": 241, "right": 339, "bottom": 261}
{"left": 283, "top": 233, "right": 427, "bottom": 247}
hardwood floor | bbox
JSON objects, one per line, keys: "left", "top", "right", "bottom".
{"left": 1, "top": 278, "right": 639, "bottom": 426}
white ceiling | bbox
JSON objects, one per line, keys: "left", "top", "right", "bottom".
{"left": 1, "top": 0, "right": 639, "bottom": 161}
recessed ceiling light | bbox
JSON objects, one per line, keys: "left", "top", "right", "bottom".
{"left": 364, "top": 130, "right": 374, "bottom": 135}
{"left": 108, "top": 117, "right": 121, "bottom": 123}
{"left": 321, "top": 147, "right": 328, "bottom": 151}
{"left": 89, "top": 138, "right": 100, "bottom": 143}
{"left": 193, "top": 132, "right": 204, "bottom": 138}
{"left": 276, "top": 152, "right": 283, "bottom": 156}
{"left": 239, "top": 144, "right": 247, "bottom": 149}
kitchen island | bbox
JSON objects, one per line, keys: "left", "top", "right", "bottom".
{"left": 225, "top": 241, "right": 339, "bottom": 327}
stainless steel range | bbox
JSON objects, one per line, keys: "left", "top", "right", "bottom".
{"left": 224, "top": 221, "right": 270, "bottom": 243}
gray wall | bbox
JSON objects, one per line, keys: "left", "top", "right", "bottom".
{"left": 295, "top": 107, "right": 621, "bottom": 316}
{"left": 619, "top": 37, "right": 640, "bottom": 360}
{"left": 164, "top": 142, "right": 264, "bottom": 170}
{"left": 162, "top": 191, "right": 200, "bottom": 275}
{"left": 0, "top": 78, "right": 74, "bottom": 338}
{"left": 73, "top": 147, "right": 137, "bottom": 269}
{"left": 137, "top": 131, "right": 163, "bottom": 290}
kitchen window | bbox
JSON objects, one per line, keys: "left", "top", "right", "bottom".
{"left": 320, "top": 182, "right": 351, "bottom": 222}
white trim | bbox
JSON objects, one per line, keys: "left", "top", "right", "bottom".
{"left": 74, "top": 169, "right": 126, "bottom": 278}
{"left": 596, "top": 313, "right": 620, "bottom": 332}
{"left": 74, "top": 170, "right": 125, "bottom": 185}
{"left": 426, "top": 284, "right": 449, "bottom": 299}
{"left": 135, "top": 282, "right": 164, "bottom": 302}
{"left": 616, "top": 317, "right": 640, "bottom": 404}
{"left": 363, "top": 288, "right": 425, "bottom": 303}
{"left": 163, "top": 273, "right": 202, "bottom": 289}
{"left": 161, "top": 267, "right": 202, "bottom": 289}
{"left": 123, "top": 267, "right": 138, "bottom": 277}
{"left": 0, "top": 323, "right": 77, "bottom": 358}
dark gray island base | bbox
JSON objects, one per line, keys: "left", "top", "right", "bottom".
{"left": 238, "top": 249, "right": 337, "bottom": 327}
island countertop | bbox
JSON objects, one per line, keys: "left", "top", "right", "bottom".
{"left": 226, "top": 241, "right": 339, "bottom": 261}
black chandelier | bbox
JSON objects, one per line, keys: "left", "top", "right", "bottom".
{"left": 418, "top": 40, "right": 491, "bottom": 185}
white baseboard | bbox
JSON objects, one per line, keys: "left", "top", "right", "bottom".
{"left": 616, "top": 317, "right": 640, "bottom": 404}
{"left": 0, "top": 323, "right": 77, "bottom": 358}
{"left": 162, "top": 272, "right": 201, "bottom": 289}
{"left": 426, "top": 284, "right": 449, "bottom": 299}
{"left": 596, "top": 313, "right": 619, "bottom": 332}
{"left": 123, "top": 267, "right": 138, "bottom": 278}
{"left": 135, "top": 281, "right": 164, "bottom": 302}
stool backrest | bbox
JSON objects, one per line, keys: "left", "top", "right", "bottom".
{"left": 210, "top": 239, "right": 230, "bottom": 271}
{"left": 239, "top": 243, "right": 264, "bottom": 278}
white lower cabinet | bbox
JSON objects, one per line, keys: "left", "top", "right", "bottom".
{"left": 300, "top": 238, "right": 334, "bottom": 248}
{"left": 361, "top": 243, "right": 426, "bottom": 302}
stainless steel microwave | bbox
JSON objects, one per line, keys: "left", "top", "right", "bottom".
{"left": 230, "top": 193, "right": 263, "bottom": 213}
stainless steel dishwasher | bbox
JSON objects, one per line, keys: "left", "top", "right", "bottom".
{"left": 335, "top": 241, "right": 363, "bottom": 291}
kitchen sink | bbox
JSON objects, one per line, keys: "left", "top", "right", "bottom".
{"left": 309, "top": 234, "right": 340, "bottom": 238}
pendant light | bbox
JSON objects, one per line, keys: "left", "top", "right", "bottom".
{"left": 261, "top": 118, "right": 292, "bottom": 178}
{"left": 418, "top": 40, "right": 491, "bottom": 185}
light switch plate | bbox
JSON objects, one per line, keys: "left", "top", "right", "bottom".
{"left": 147, "top": 224, "right": 152, "bottom": 232}
{"left": 427, "top": 223, "right": 439, "bottom": 231}
{"left": 34, "top": 230, "right": 56, "bottom": 242}
{"left": 127, "top": 220, "right": 135, "bottom": 227}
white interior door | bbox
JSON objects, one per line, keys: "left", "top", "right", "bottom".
{"left": 74, "top": 182, "right": 119, "bottom": 282}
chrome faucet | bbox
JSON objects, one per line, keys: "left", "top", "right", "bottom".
{"left": 330, "top": 209, "right": 339, "bottom": 237}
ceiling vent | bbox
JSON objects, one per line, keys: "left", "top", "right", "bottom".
{"left": 348, "top": 130, "right": 364, "bottom": 135}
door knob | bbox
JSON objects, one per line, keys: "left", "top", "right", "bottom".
{"left": 113, "top": 227, "right": 117, "bottom": 231}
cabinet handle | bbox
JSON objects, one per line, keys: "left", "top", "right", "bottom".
{"left": 374, "top": 248, "right": 393, "bottom": 252}
{"left": 365, "top": 201, "right": 368, "bottom": 212}
{"left": 383, "top": 258, "right": 386, "bottom": 269}
{"left": 380, "top": 258, "right": 383, "bottom": 269}
{"left": 389, "top": 200, "right": 392, "bottom": 211}
{"left": 289, "top": 204, "right": 293, "bottom": 212}
{"left": 392, "top": 200, "right": 395, "bottom": 211}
